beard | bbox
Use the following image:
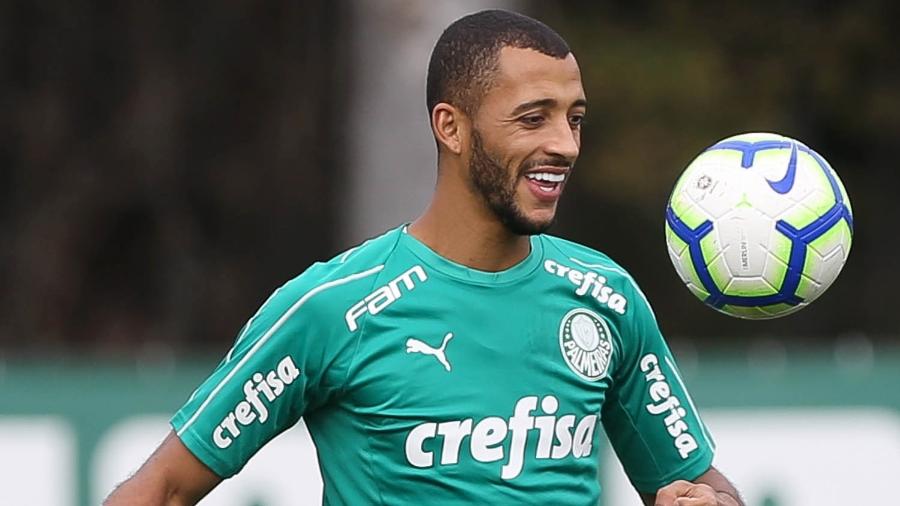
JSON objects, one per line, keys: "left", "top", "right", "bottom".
{"left": 469, "top": 130, "right": 568, "bottom": 236}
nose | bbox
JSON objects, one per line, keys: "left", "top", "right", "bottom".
{"left": 543, "top": 118, "right": 580, "bottom": 162}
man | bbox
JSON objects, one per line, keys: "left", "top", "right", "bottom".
{"left": 106, "top": 9, "right": 743, "bottom": 506}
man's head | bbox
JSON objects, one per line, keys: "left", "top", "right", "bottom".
{"left": 427, "top": 10, "right": 586, "bottom": 235}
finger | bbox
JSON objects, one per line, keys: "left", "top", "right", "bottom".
{"left": 655, "top": 480, "right": 694, "bottom": 506}
{"left": 674, "top": 498, "right": 715, "bottom": 506}
{"left": 673, "top": 484, "right": 718, "bottom": 506}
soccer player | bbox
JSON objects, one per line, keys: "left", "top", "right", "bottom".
{"left": 105, "top": 9, "right": 743, "bottom": 506}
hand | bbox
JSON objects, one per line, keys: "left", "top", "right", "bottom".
{"left": 654, "top": 479, "right": 737, "bottom": 506}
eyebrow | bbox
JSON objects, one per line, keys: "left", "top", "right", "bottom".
{"left": 510, "top": 97, "right": 588, "bottom": 116}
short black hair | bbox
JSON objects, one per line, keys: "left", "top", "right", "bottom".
{"left": 426, "top": 9, "right": 571, "bottom": 117}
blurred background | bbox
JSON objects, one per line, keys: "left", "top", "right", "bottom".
{"left": 1, "top": 1, "right": 898, "bottom": 505}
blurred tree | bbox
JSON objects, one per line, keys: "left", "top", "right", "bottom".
{"left": 0, "top": 1, "right": 351, "bottom": 354}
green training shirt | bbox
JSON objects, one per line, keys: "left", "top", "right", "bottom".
{"left": 171, "top": 226, "right": 715, "bottom": 505}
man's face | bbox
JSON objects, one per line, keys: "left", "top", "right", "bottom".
{"left": 467, "top": 46, "right": 586, "bottom": 235}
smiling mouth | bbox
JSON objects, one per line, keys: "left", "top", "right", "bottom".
{"left": 523, "top": 168, "right": 568, "bottom": 195}
{"left": 526, "top": 171, "right": 565, "bottom": 187}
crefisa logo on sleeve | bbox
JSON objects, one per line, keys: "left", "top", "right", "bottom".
{"left": 559, "top": 308, "right": 613, "bottom": 381}
{"left": 212, "top": 355, "right": 301, "bottom": 449}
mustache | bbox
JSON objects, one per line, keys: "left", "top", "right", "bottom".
{"left": 518, "top": 156, "right": 573, "bottom": 176}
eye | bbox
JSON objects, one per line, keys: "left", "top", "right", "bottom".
{"left": 569, "top": 114, "right": 585, "bottom": 128}
{"left": 520, "top": 115, "right": 545, "bottom": 127}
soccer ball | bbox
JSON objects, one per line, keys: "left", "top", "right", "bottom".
{"left": 665, "top": 132, "right": 853, "bottom": 319}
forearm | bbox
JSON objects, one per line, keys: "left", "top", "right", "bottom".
{"left": 103, "top": 431, "right": 221, "bottom": 506}
{"left": 104, "top": 471, "right": 195, "bottom": 506}
{"left": 713, "top": 491, "right": 743, "bottom": 506}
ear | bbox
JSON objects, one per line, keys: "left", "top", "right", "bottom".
{"left": 431, "top": 102, "right": 468, "bottom": 156}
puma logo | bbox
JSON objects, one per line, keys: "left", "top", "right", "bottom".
{"left": 405, "top": 332, "right": 454, "bottom": 372}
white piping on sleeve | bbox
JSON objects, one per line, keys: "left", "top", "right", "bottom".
{"left": 177, "top": 264, "right": 385, "bottom": 436}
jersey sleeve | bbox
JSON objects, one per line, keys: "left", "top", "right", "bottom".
{"left": 601, "top": 284, "right": 715, "bottom": 493}
{"left": 170, "top": 272, "right": 358, "bottom": 477}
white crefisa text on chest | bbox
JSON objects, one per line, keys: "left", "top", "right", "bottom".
{"left": 404, "top": 395, "right": 598, "bottom": 480}
{"left": 543, "top": 260, "right": 628, "bottom": 314}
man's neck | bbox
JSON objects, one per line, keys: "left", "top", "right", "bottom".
{"left": 408, "top": 193, "right": 533, "bottom": 273}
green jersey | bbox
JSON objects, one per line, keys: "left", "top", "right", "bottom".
{"left": 172, "top": 226, "right": 715, "bottom": 504}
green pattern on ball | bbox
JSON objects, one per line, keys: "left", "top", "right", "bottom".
{"left": 685, "top": 259, "right": 711, "bottom": 299}
{"left": 795, "top": 220, "right": 853, "bottom": 301}
{"left": 752, "top": 149, "right": 787, "bottom": 164}
{"left": 723, "top": 277, "right": 778, "bottom": 298}
{"left": 669, "top": 194, "right": 708, "bottom": 230}
{"left": 685, "top": 282, "right": 711, "bottom": 301}
{"left": 720, "top": 303, "right": 799, "bottom": 320}
{"left": 719, "top": 305, "right": 769, "bottom": 319}
{"left": 834, "top": 169, "right": 853, "bottom": 216}
{"left": 778, "top": 153, "right": 836, "bottom": 230}
{"left": 783, "top": 204, "right": 819, "bottom": 232}
{"left": 795, "top": 272, "right": 819, "bottom": 301}
{"left": 814, "top": 151, "right": 853, "bottom": 217}
{"left": 667, "top": 223, "right": 711, "bottom": 300}
{"left": 758, "top": 303, "right": 802, "bottom": 318}
{"left": 811, "top": 219, "right": 852, "bottom": 257}
{"left": 665, "top": 221, "right": 688, "bottom": 256}
{"left": 766, "top": 232, "right": 792, "bottom": 289}
{"left": 700, "top": 233, "right": 730, "bottom": 291}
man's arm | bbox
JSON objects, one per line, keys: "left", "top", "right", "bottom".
{"left": 640, "top": 466, "right": 744, "bottom": 506}
{"left": 103, "top": 430, "right": 222, "bottom": 506}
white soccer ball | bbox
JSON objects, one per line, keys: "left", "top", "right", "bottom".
{"left": 665, "top": 132, "right": 853, "bottom": 319}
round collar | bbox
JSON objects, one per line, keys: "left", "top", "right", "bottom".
{"left": 399, "top": 225, "right": 543, "bottom": 286}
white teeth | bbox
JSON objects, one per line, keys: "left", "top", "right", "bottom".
{"left": 526, "top": 172, "right": 565, "bottom": 183}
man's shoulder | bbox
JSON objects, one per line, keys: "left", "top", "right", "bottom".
{"left": 322, "top": 226, "right": 408, "bottom": 269}
{"left": 539, "top": 234, "right": 627, "bottom": 274}
{"left": 270, "top": 227, "right": 405, "bottom": 319}
{"left": 539, "top": 233, "right": 651, "bottom": 315}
